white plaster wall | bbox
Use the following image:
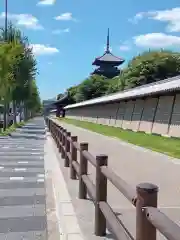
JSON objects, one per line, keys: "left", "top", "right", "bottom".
{"left": 115, "top": 102, "right": 126, "bottom": 128}
{"left": 109, "top": 103, "right": 119, "bottom": 126}
{"left": 139, "top": 98, "right": 158, "bottom": 133}
{"left": 168, "top": 94, "right": 180, "bottom": 137}
{"left": 130, "top": 99, "right": 144, "bottom": 131}
{"left": 122, "top": 101, "right": 135, "bottom": 129}
{"left": 102, "top": 103, "right": 116, "bottom": 126}
{"left": 95, "top": 105, "right": 106, "bottom": 125}
{"left": 152, "top": 96, "right": 174, "bottom": 135}
{"left": 65, "top": 93, "right": 179, "bottom": 138}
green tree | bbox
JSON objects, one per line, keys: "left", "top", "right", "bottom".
{"left": 0, "top": 41, "right": 24, "bottom": 129}
{"left": 75, "top": 75, "right": 109, "bottom": 102}
{"left": 25, "top": 80, "right": 41, "bottom": 117}
{"left": 67, "top": 85, "right": 79, "bottom": 103}
{"left": 106, "top": 75, "right": 127, "bottom": 94}
{"left": 123, "top": 50, "right": 180, "bottom": 88}
{"left": 3, "top": 24, "right": 37, "bottom": 123}
{"left": 0, "top": 22, "right": 39, "bottom": 128}
{"left": 62, "top": 50, "right": 180, "bottom": 103}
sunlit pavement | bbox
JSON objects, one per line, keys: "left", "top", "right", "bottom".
{"left": 0, "top": 118, "right": 46, "bottom": 240}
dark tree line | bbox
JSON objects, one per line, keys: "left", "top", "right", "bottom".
{"left": 58, "top": 50, "right": 180, "bottom": 104}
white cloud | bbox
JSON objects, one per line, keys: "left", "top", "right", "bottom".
{"left": 30, "top": 44, "right": 59, "bottom": 55}
{"left": 119, "top": 41, "right": 131, "bottom": 51}
{"left": 52, "top": 28, "right": 70, "bottom": 34}
{"left": 128, "top": 13, "right": 144, "bottom": 24}
{"left": 134, "top": 33, "right": 180, "bottom": 48}
{"left": 131, "top": 8, "right": 180, "bottom": 32}
{"left": 119, "top": 45, "right": 130, "bottom": 51}
{"left": 37, "top": 0, "right": 55, "bottom": 5}
{"left": 55, "top": 12, "right": 75, "bottom": 21}
{"left": 0, "top": 12, "right": 43, "bottom": 30}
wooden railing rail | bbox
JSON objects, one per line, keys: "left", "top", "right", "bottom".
{"left": 46, "top": 117, "right": 180, "bottom": 240}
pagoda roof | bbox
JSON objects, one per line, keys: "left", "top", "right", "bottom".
{"left": 92, "top": 28, "right": 125, "bottom": 66}
{"left": 92, "top": 51, "right": 124, "bottom": 65}
{"left": 92, "top": 66, "right": 120, "bottom": 78}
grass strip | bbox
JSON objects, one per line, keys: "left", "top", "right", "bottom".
{"left": 0, "top": 121, "right": 26, "bottom": 136}
{"left": 58, "top": 118, "right": 180, "bottom": 159}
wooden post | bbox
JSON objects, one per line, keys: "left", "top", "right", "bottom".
{"left": 49, "top": 120, "right": 52, "bottom": 133}
{"left": 136, "top": 183, "right": 158, "bottom": 240}
{"left": 51, "top": 121, "right": 54, "bottom": 137}
{"left": 61, "top": 129, "right": 66, "bottom": 159}
{"left": 56, "top": 126, "right": 60, "bottom": 149}
{"left": 59, "top": 127, "right": 63, "bottom": 153}
{"left": 48, "top": 118, "right": 50, "bottom": 129}
{"left": 95, "top": 154, "right": 108, "bottom": 236}
{"left": 64, "top": 132, "right": 71, "bottom": 167}
{"left": 70, "top": 136, "right": 77, "bottom": 179}
{"left": 79, "top": 142, "right": 88, "bottom": 199}
{"left": 52, "top": 122, "right": 55, "bottom": 137}
{"left": 54, "top": 124, "right": 57, "bottom": 142}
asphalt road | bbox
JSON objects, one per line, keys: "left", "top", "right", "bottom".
{"left": 0, "top": 118, "right": 46, "bottom": 240}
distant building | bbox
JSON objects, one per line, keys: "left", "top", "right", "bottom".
{"left": 92, "top": 29, "right": 125, "bottom": 79}
{"left": 43, "top": 98, "right": 57, "bottom": 116}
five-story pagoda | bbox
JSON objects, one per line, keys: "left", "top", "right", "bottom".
{"left": 92, "top": 29, "right": 125, "bottom": 78}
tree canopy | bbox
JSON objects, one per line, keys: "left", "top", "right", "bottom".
{"left": 0, "top": 23, "right": 41, "bottom": 128}
{"left": 57, "top": 50, "right": 180, "bottom": 103}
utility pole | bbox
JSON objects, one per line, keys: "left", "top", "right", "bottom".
{"left": 5, "top": 0, "right": 8, "bottom": 41}
{"left": 3, "top": 0, "right": 8, "bottom": 131}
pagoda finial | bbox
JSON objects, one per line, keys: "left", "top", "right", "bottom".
{"left": 106, "top": 28, "right": 110, "bottom": 53}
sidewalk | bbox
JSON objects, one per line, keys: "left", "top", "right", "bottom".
{"left": 0, "top": 118, "right": 46, "bottom": 240}
{"left": 53, "top": 119, "right": 180, "bottom": 239}
{"left": 44, "top": 128, "right": 84, "bottom": 240}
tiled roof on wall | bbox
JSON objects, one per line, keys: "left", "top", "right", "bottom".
{"left": 64, "top": 75, "right": 180, "bottom": 109}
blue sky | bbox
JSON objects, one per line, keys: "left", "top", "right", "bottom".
{"left": 0, "top": 0, "right": 180, "bottom": 100}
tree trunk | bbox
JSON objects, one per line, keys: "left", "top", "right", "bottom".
{"left": 3, "top": 104, "right": 7, "bottom": 131}
{"left": 24, "top": 106, "right": 27, "bottom": 121}
{"left": 13, "top": 101, "right": 17, "bottom": 125}
{"left": 3, "top": 103, "right": 8, "bottom": 131}
{"left": 19, "top": 102, "right": 24, "bottom": 122}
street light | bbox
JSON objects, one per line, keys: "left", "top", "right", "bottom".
{"left": 5, "top": 0, "right": 7, "bottom": 41}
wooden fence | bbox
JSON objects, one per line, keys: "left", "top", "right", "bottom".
{"left": 46, "top": 117, "right": 180, "bottom": 240}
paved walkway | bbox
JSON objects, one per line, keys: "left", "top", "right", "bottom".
{"left": 54, "top": 119, "right": 180, "bottom": 240}
{"left": 0, "top": 118, "right": 46, "bottom": 240}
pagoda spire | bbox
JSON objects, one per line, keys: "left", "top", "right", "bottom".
{"left": 92, "top": 29, "right": 125, "bottom": 78}
{"left": 106, "top": 28, "right": 110, "bottom": 53}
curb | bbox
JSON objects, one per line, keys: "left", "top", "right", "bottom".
{"left": 45, "top": 131, "right": 84, "bottom": 240}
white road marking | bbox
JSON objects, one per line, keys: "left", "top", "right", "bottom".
{"left": 0, "top": 166, "right": 4, "bottom": 170}
{"left": 2, "top": 146, "right": 9, "bottom": 149}
{"left": 37, "top": 174, "right": 44, "bottom": 178}
{"left": 110, "top": 206, "right": 180, "bottom": 210}
{"left": 14, "top": 168, "right": 27, "bottom": 171}
{"left": 37, "top": 179, "right": 44, "bottom": 182}
{"left": 172, "top": 160, "right": 180, "bottom": 165}
{"left": 159, "top": 206, "right": 180, "bottom": 209}
{"left": 31, "top": 152, "right": 40, "bottom": 155}
{"left": 10, "top": 177, "right": 24, "bottom": 180}
{"left": 18, "top": 161, "right": 28, "bottom": 164}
